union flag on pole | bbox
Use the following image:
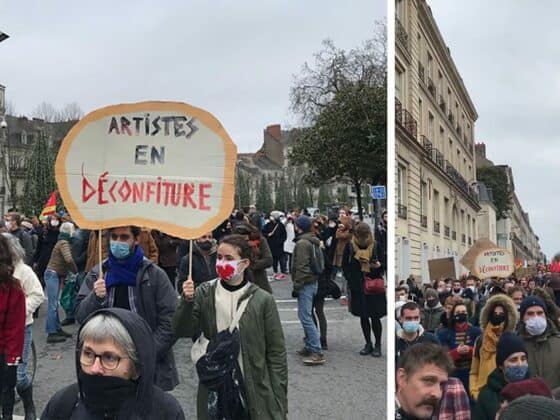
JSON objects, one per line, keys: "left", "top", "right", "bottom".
{"left": 40, "top": 191, "right": 57, "bottom": 218}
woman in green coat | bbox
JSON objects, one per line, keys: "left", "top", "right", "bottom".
{"left": 474, "top": 332, "right": 530, "bottom": 420}
{"left": 173, "top": 234, "right": 287, "bottom": 419}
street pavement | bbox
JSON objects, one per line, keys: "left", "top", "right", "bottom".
{"left": 16, "top": 270, "right": 386, "bottom": 419}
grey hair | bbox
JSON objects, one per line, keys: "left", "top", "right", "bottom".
{"left": 60, "top": 221, "right": 75, "bottom": 237}
{"left": 79, "top": 313, "right": 140, "bottom": 376}
{"left": 1, "top": 232, "right": 25, "bottom": 264}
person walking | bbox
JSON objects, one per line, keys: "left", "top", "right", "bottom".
{"left": 232, "top": 223, "right": 273, "bottom": 293}
{"left": 2, "top": 233, "right": 44, "bottom": 420}
{"left": 342, "top": 222, "right": 386, "bottom": 357}
{"left": 0, "top": 234, "right": 26, "bottom": 420}
{"left": 32, "top": 214, "right": 61, "bottom": 287}
{"left": 283, "top": 216, "right": 296, "bottom": 273}
{"left": 44, "top": 222, "right": 78, "bottom": 343}
{"left": 173, "top": 234, "right": 287, "bottom": 419}
{"left": 263, "top": 212, "right": 287, "bottom": 280}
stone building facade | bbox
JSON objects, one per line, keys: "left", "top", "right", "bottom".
{"left": 395, "top": 0, "right": 480, "bottom": 283}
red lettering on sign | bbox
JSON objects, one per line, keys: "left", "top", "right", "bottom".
{"left": 183, "top": 183, "right": 197, "bottom": 208}
{"left": 199, "top": 183, "right": 211, "bottom": 210}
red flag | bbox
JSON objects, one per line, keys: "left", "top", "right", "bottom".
{"left": 40, "top": 191, "right": 57, "bottom": 218}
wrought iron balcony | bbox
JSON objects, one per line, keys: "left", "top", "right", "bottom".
{"left": 433, "top": 221, "right": 440, "bottom": 233}
{"left": 433, "top": 149, "right": 444, "bottom": 169}
{"left": 398, "top": 204, "right": 408, "bottom": 219}
{"left": 421, "top": 215, "right": 428, "bottom": 228}
{"left": 403, "top": 109, "right": 417, "bottom": 140}
{"left": 427, "top": 77, "right": 436, "bottom": 97}
{"left": 444, "top": 225, "right": 450, "bottom": 237}
{"left": 395, "top": 97, "right": 403, "bottom": 125}
{"left": 438, "top": 95, "right": 447, "bottom": 113}
{"left": 452, "top": 231, "right": 457, "bottom": 240}
{"left": 396, "top": 17, "right": 409, "bottom": 53}
{"left": 421, "top": 135, "right": 432, "bottom": 155}
{"left": 418, "top": 62, "right": 425, "bottom": 84}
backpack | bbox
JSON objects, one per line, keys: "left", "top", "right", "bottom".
{"left": 306, "top": 239, "right": 325, "bottom": 275}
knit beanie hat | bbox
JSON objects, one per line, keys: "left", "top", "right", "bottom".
{"left": 499, "top": 395, "right": 560, "bottom": 420}
{"left": 520, "top": 296, "right": 546, "bottom": 319}
{"left": 295, "top": 215, "right": 312, "bottom": 233}
{"left": 500, "top": 377, "right": 552, "bottom": 402}
{"left": 424, "top": 288, "right": 438, "bottom": 300}
{"left": 496, "top": 332, "right": 527, "bottom": 367}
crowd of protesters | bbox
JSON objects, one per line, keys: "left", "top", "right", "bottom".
{"left": 395, "top": 263, "right": 560, "bottom": 420}
{"left": 0, "top": 204, "right": 387, "bottom": 419}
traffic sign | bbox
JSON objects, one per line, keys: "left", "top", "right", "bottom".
{"left": 371, "top": 185, "right": 386, "bottom": 200}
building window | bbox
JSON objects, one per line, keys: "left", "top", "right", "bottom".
{"left": 398, "top": 164, "right": 407, "bottom": 219}
{"left": 421, "top": 181, "right": 428, "bottom": 228}
{"left": 21, "top": 131, "right": 27, "bottom": 145}
{"left": 418, "top": 98, "right": 423, "bottom": 135}
{"left": 396, "top": 68, "right": 403, "bottom": 101}
{"left": 433, "top": 189, "right": 440, "bottom": 233}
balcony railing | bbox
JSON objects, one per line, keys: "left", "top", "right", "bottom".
{"left": 444, "top": 225, "right": 450, "bottom": 237}
{"left": 421, "top": 135, "right": 432, "bottom": 155}
{"left": 452, "top": 231, "right": 457, "bottom": 240}
{"left": 433, "top": 149, "right": 444, "bottom": 169}
{"left": 403, "top": 109, "right": 417, "bottom": 140}
{"left": 461, "top": 234, "right": 466, "bottom": 244}
{"left": 395, "top": 97, "right": 403, "bottom": 126}
{"left": 398, "top": 204, "right": 408, "bottom": 219}
{"left": 433, "top": 221, "right": 440, "bottom": 233}
{"left": 438, "top": 95, "right": 447, "bottom": 113}
{"left": 418, "top": 62, "right": 425, "bottom": 84}
{"left": 427, "top": 77, "right": 436, "bottom": 97}
{"left": 421, "top": 215, "right": 428, "bottom": 228}
{"left": 395, "top": 17, "right": 409, "bottom": 53}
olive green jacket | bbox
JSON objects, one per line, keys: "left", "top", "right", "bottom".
{"left": 291, "top": 232, "right": 320, "bottom": 290}
{"left": 172, "top": 280, "right": 287, "bottom": 420}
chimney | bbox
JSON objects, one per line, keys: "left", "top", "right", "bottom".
{"left": 475, "top": 142, "right": 486, "bottom": 159}
{"left": 265, "top": 124, "right": 281, "bottom": 141}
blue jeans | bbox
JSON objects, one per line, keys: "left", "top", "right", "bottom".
{"left": 45, "top": 269, "right": 61, "bottom": 334}
{"left": 16, "top": 324, "right": 32, "bottom": 390}
{"left": 297, "top": 282, "right": 321, "bottom": 354}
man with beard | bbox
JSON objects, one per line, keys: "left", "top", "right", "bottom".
{"left": 396, "top": 343, "right": 454, "bottom": 419}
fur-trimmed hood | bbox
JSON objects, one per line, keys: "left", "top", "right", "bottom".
{"left": 480, "top": 293, "right": 518, "bottom": 331}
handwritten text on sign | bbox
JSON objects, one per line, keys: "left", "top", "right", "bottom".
{"left": 55, "top": 102, "right": 237, "bottom": 239}
{"left": 474, "top": 248, "right": 514, "bottom": 279}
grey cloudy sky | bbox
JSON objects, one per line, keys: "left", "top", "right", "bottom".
{"left": 429, "top": 0, "right": 556, "bottom": 259}
{"left": 1, "top": 1, "right": 384, "bottom": 153}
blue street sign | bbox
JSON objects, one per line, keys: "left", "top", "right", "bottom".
{"left": 371, "top": 185, "right": 386, "bottom": 200}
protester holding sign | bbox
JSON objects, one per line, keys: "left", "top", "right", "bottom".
{"left": 172, "top": 234, "right": 287, "bottom": 420}
{"left": 75, "top": 225, "right": 179, "bottom": 391}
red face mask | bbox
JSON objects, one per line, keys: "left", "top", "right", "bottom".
{"left": 216, "top": 260, "right": 240, "bottom": 282}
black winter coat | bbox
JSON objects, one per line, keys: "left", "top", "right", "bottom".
{"left": 262, "top": 220, "right": 287, "bottom": 257}
{"left": 33, "top": 227, "right": 59, "bottom": 278}
{"left": 40, "top": 308, "right": 185, "bottom": 420}
{"left": 375, "top": 222, "right": 387, "bottom": 273}
{"left": 177, "top": 244, "right": 217, "bottom": 290}
{"left": 71, "top": 229, "right": 90, "bottom": 273}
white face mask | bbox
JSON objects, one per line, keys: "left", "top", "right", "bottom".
{"left": 525, "top": 315, "right": 547, "bottom": 336}
{"left": 50, "top": 220, "right": 59, "bottom": 227}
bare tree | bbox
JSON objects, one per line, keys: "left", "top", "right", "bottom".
{"left": 32, "top": 102, "right": 61, "bottom": 122}
{"left": 60, "top": 102, "right": 83, "bottom": 121}
{"left": 4, "top": 100, "right": 16, "bottom": 116}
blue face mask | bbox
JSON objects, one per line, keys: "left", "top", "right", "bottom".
{"left": 402, "top": 320, "right": 420, "bottom": 334}
{"left": 504, "top": 364, "right": 528, "bottom": 382}
{"left": 110, "top": 240, "right": 131, "bottom": 259}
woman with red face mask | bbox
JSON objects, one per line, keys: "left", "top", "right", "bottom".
{"left": 172, "top": 234, "right": 287, "bottom": 420}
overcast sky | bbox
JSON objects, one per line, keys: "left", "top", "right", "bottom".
{"left": 429, "top": 0, "right": 555, "bottom": 259}
{"left": 0, "top": 1, "right": 383, "bottom": 153}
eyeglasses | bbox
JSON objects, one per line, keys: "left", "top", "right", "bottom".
{"left": 79, "top": 348, "right": 128, "bottom": 371}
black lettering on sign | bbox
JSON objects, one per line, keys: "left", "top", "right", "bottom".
{"left": 135, "top": 145, "right": 148, "bottom": 165}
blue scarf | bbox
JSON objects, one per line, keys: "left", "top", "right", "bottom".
{"left": 105, "top": 246, "right": 144, "bottom": 289}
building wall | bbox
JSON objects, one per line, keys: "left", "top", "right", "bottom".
{"left": 395, "top": 0, "right": 480, "bottom": 283}
{"left": 478, "top": 202, "right": 497, "bottom": 244}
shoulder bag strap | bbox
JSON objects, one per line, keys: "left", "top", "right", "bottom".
{"left": 229, "top": 294, "right": 253, "bottom": 333}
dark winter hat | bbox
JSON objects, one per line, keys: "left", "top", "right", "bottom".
{"left": 424, "top": 288, "right": 438, "bottom": 300}
{"left": 496, "top": 332, "right": 527, "bottom": 367}
{"left": 499, "top": 395, "right": 560, "bottom": 420}
{"left": 295, "top": 215, "right": 312, "bottom": 233}
{"left": 500, "top": 377, "right": 552, "bottom": 402}
{"left": 520, "top": 296, "right": 546, "bottom": 318}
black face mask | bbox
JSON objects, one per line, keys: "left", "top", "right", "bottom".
{"left": 79, "top": 370, "right": 137, "bottom": 414}
{"left": 426, "top": 299, "right": 438, "bottom": 308}
{"left": 454, "top": 313, "right": 468, "bottom": 324}
{"left": 197, "top": 241, "right": 213, "bottom": 251}
{"left": 453, "top": 288, "right": 462, "bottom": 293}
{"left": 489, "top": 313, "right": 506, "bottom": 326}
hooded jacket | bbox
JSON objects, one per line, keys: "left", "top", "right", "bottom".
{"left": 40, "top": 308, "right": 185, "bottom": 420}
{"left": 291, "top": 232, "right": 321, "bottom": 291}
{"left": 421, "top": 301, "right": 445, "bottom": 333}
{"left": 75, "top": 258, "right": 179, "bottom": 391}
{"left": 473, "top": 368, "right": 508, "bottom": 420}
{"left": 470, "top": 293, "right": 518, "bottom": 400}
{"left": 172, "top": 280, "right": 287, "bottom": 420}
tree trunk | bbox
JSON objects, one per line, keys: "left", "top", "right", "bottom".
{"left": 354, "top": 180, "right": 363, "bottom": 221}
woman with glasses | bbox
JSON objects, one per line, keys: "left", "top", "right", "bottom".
{"left": 41, "top": 307, "right": 184, "bottom": 419}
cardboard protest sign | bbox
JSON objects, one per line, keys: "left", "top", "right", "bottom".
{"left": 460, "top": 238, "right": 514, "bottom": 279}
{"left": 55, "top": 101, "right": 237, "bottom": 239}
{"left": 427, "top": 257, "right": 457, "bottom": 282}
